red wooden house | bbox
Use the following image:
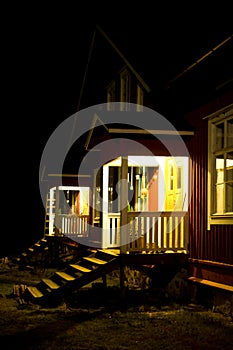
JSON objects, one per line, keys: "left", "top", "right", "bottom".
{"left": 23, "top": 27, "right": 233, "bottom": 304}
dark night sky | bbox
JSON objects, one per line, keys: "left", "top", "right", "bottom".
{"left": 3, "top": 3, "right": 233, "bottom": 255}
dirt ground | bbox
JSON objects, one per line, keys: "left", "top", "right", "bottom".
{"left": 0, "top": 260, "right": 233, "bottom": 350}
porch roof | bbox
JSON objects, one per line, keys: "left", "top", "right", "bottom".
{"left": 84, "top": 110, "right": 194, "bottom": 151}
{"left": 47, "top": 174, "right": 92, "bottom": 188}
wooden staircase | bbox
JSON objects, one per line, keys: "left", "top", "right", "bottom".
{"left": 13, "top": 237, "right": 50, "bottom": 266}
{"left": 22, "top": 249, "right": 120, "bottom": 305}
{"left": 12, "top": 235, "right": 86, "bottom": 273}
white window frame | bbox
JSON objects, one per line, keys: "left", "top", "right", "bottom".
{"left": 207, "top": 105, "right": 233, "bottom": 229}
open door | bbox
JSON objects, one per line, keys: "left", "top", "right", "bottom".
{"left": 165, "top": 158, "right": 184, "bottom": 211}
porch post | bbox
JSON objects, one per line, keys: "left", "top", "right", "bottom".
{"left": 120, "top": 156, "right": 128, "bottom": 300}
{"left": 54, "top": 187, "right": 60, "bottom": 236}
{"left": 120, "top": 156, "right": 128, "bottom": 252}
{"left": 102, "top": 165, "right": 109, "bottom": 248}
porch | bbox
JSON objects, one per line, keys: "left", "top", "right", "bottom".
{"left": 57, "top": 210, "right": 189, "bottom": 254}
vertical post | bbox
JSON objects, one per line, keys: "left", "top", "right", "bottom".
{"left": 102, "top": 165, "right": 109, "bottom": 248}
{"left": 120, "top": 156, "right": 128, "bottom": 300}
{"left": 48, "top": 188, "right": 52, "bottom": 235}
{"left": 184, "top": 212, "right": 189, "bottom": 251}
{"left": 54, "top": 187, "right": 60, "bottom": 236}
{"left": 120, "top": 156, "right": 128, "bottom": 252}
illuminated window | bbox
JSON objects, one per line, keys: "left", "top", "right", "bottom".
{"left": 208, "top": 107, "right": 233, "bottom": 226}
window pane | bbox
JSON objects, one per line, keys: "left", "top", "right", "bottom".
{"left": 215, "top": 184, "right": 224, "bottom": 214}
{"left": 226, "top": 151, "right": 233, "bottom": 212}
{"left": 177, "top": 167, "right": 182, "bottom": 189}
{"left": 227, "top": 118, "right": 233, "bottom": 147}
{"left": 215, "top": 155, "right": 224, "bottom": 214}
{"left": 215, "top": 123, "right": 224, "bottom": 150}
{"left": 169, "top": 165, "right": 174, "bottom": 190}
{"left": 226, "top": 152, "right": 233, "bottom": 182}
{"left": 226, "top": 183, "right": 233, "bottom": 212}
{"left": 215, "top": 155, "right": 224, "bottom": 184}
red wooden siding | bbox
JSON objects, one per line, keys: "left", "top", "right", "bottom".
{"left": 188, "top": 97, "right": 233, "bottom": 267}
{"left": 189, "top": 117, "right": 208, "bottom": 260}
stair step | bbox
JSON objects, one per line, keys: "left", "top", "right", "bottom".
{"left": 28, "top": 248, "right": 34, "bottom": 252}
{"left": 35, "top": 243, "right": 41, "bottom": 247}
{"left": 83, "top": 257, "right": 107, "bottom": 265}
{"left": 98, "top": 249, "right": 119, "bottom": 256}
{"left": 42, "top": 278, "right": 60, "bottom": 289}
{"left": 55, "top": 271, "right": 75, "bottom": 281}
{"left": 41, "top": 239, "right": 47, "bottom": 243}
{"left": 70, "top": 264, "right": 91, "bottom": 273}
{"left": 26, "top": 286, "right": 44, "bottom": 298}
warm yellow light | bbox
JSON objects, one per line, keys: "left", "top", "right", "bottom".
{"left": 141, "top": 188, "right": 148, "bottom": 197}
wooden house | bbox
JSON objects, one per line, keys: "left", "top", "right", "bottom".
{"left": 23, "top": 28, "right": 233, "bottom": 304}
{"left": 41, "top": 61, "right": 194, "bottom": 256}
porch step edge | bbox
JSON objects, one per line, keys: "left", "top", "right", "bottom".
{"left": 83, "top": 257, "right": 107, "bottom": 265}
{"left": 26, "top": 286, "right": 44, "bottom": 298}
{"left": 42, "top": 278, "right": 60, "bottom": 289}
{"left": 69, "top": 264, "right": 92, "bottom": 273}
{"left": 55, "top": 271, "right": 76, "bottom": 281}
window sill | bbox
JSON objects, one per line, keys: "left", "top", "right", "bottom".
{"left": 209, "top": 214, "right": 233, "bottom": 226}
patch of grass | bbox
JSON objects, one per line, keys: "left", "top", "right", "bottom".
{"left": 1, "top": 262, "right": 233, "bottom": 349}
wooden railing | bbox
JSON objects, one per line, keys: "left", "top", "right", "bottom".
{"left": 58, "top": 214, "right": 89, "bottom": 237}
{"left": 124, "top": 211, "right": 189, "bottom": 253}
{"left": 57, "top": 211, "right": 189, "bottom": 253}
{"left": 107, "top": 213, "right": 121, "bottom": 247}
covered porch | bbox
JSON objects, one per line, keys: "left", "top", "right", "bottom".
{"left": 51, "top": 154, "right": 189, "bottom": 255}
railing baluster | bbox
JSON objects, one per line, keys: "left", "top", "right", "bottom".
{"left": 166, "top": 216, "right": 170, "bottom": 248}
{"left": 154, "top": 216, "right": 158, "bottom": 250}
{"left": 160, "top": 216, "right": 164, "bottom": 249}
{"left": 177, "top": 217, "right": 181, "bottom": 248}
{"left": 180, "top": 216, "right": 184, "bottom": 248}
{"left": 175, "top": 217, "right": 178, "bottom": 248}
{"left": 148, "top": 217, "right": 152, "bottom": 250}
{"left": 171, "top": 216, "right": 176, "bottom": 249}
